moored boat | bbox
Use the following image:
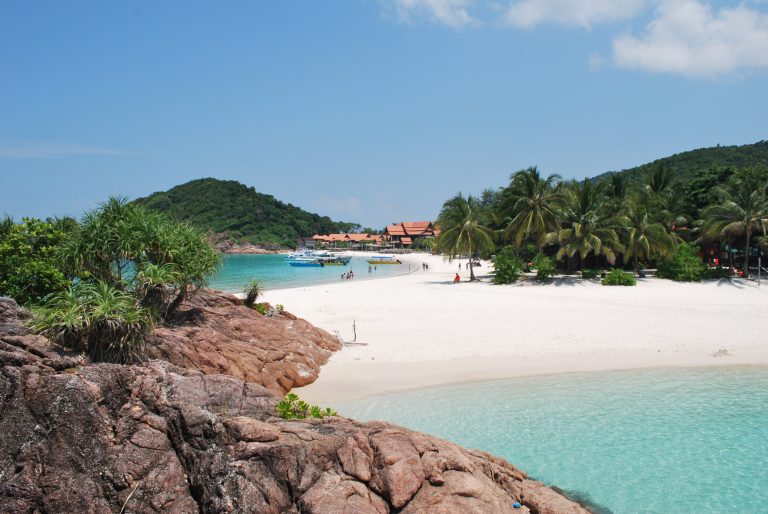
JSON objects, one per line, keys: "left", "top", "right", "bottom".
{"left": 367, "top": 255, "right": 401, "bottom": 265}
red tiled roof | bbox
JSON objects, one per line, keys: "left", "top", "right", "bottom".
{"left": 401, "top": 237, "right": 413, "bottom": 245}
{"left": 386, "top": 224, "right": 407, "bottom": 236}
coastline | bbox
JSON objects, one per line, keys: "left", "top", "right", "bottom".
{"left": 263, "top": 252, "right": 768, "bottom": 403}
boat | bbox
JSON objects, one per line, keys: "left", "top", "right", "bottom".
{"left": 320, "top": 257, "right": 351, "bottom": 266}
{"left": 287, "top": 257, "right": 324, "bottom": 267}
{"left": 366, "top": 255, "right": 401, "bottom": 265}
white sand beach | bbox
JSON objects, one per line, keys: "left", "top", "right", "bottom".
{"left": 263, "top": 253, "right": 768, "bottom": 403}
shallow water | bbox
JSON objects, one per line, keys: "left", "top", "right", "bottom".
{"left": 208, "top": 254, "right": 409, "bottom": 292}
{"left": 339, "top": 367, "right": 768, "bottom": 514}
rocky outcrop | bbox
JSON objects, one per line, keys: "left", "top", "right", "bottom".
{"left": 147, "top": 290, "right": 341, "bottom": 396}
{"left": 0, "top": 298, "right": 589, "bottom": 514}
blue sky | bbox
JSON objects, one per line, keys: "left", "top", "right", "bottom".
{"left": 2, "top": 0, "right": 767, "bottom": 229}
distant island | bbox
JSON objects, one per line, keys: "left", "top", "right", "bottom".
{"left": 133, "top": 178, "right": 360, "bottom": 251}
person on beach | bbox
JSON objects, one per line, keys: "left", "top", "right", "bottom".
{"left": 454, "top": 273, "right": 460, "bottom": 283}
{"left": 368, "top": 266, "right": 372, "bottom": 273}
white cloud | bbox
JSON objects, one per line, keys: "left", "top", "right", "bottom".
{"left": 392, "top": 0, "right": 476, "bottom": 27}
{"left": 503, "top": 0, "right": 647, "bottom": 28}
{"left": 0, "top": 143, "right": 128, "bottom": 158}
{"left": 613, "top": 0, "right": 768, "bottom": 77}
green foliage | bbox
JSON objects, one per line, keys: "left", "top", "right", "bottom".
{"left": 601, "top": 269, "right": 636, "bottom": 286}
{"left": 532, "top": 254, "right": 556, "bottom": 281}
{"left": 59, "top": 197, "right": 220, "bottom": 317}
{"left": 30, "top": 281, "right": 152, "bottom": 363}
{"left": 132, "top": 178, "right": 357, "bottom": 248}
{"left": 592, "top": 141, "right": 768, "bottom": 186}
{"left": 581, "top": 268, "right": 600, "bottom": 279}
{"left": 437, "top": 193, "right": 496, "bottom": 281}
{"left": 705, "top": 266, "right": 732, "bottom": 280}
{"left": 254, "top": 302, "right": 269, "bottom": 315}
{"left": 492, "top": 246, "right": 524, "bottom": 284}
{"left": 275, "top": 393, "right": 337, "bottom": 420}
{"left": 499, "top": 166, "right": 564, "bottom": 249}
{"left": 0, "top": 217, "right": 71, "bottom": 305}
{"left": 275, "top": 304, "right": 285, "bottom": 313}
{"left": 657, "top": 243, "right": 707, "bottom": 282}
{"left": 243, "top": 278, "right": 264, "bottom": 308}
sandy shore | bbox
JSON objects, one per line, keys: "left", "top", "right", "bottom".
{"left": 263, "top": 252, "right": 768, "bottom": 403}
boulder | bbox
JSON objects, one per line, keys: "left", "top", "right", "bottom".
{"left": 146, "top": 289, "right": 340, "bottom": 395}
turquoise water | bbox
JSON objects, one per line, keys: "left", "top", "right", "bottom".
{"left": 208, "top": 254, "right": 409, "bottom": 292}
{"left": 339, "top": 367, "right": 768, "bottom": 514}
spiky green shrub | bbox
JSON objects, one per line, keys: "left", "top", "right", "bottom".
{"left": 601, "top": 269, "right": 637, "bottom": 286}
{"left": 532, "top": 254, "right": 556, "bottom": 281}
{"left": 243, "top": 279, "right": 264, "bottom": 308}
{"left": 657, "top": 243, "right": 706, "bottom": 282}
{"left": 275, "top": 393, "right": 337, "bottom": 420}
{"left": 581, "top": 268, "right": 600, "bottom": 279}
{"left": 493, "top": 246, "right": 524, "bottom": 284}
{"left": 30, "top": 281, "right": 152, "bottom": 363}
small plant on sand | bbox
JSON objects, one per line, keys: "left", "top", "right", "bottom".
{"left": 275, "top": 393, "right": 337, "bottom": 420}
{"left": 243, "top": 278, "right": 264, "bottom": 308}
{"left": 581, "top": 268, "right": 600, "bottom": 280}
{"left": 493, "top": 246, "right": 524, "bottom": 284}
{"left": 601, "top": 269, "right": 636, "bottom": 286}
{"left": 532, "top": 254, "right": 556, "bottom": 281}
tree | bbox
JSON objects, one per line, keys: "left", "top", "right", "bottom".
{"left": 621, "top": 197, "right": 676, "bottom": 274}
{"left": 32, "top": 197, "right": 221, "bottom": 363}
{"left": 701, "top": 168, "right": 768, "bottom": 277}
{"left": 437, "top": 194, "right": 495, "bottom": 281}
{"left": 499, "top": 167, "right": 564, "bottom": 250}
{"left": 546, "top": 180, "right": 623, "bottom": 269}
{"left": 0, "top": 217, "right": 71, "bottom": 305}
{"left": 59, "top": 197, "right": 220, "bottom": 317}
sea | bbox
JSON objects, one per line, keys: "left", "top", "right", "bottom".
{"left": 207, "top": 253, "right": 409, "bottom": 293}
{"left": 338, "top": 366, "right": 768, "bottom": 514}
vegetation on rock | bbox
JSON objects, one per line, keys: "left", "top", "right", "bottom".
{"left": 275, "top": 393, "right": 337, "bottom": 419}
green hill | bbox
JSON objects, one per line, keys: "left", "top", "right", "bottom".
{"left": 592, "top": 140, "right": 768, "bottom": 183}
{"left": 133, "top": 178, "right": 357, "bottom": 248}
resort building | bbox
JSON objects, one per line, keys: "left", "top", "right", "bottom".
{"left": 384, "top": 221, "right": 439, "bottom": 248}
{"left": 310, "top": 233, "right": 386, "bottom": 250}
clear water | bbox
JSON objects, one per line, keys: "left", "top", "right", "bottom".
{"left": 208, "top": 254, "right": 409, "bottom": 292}
{"left": 339, "top": 367, "right": 768, "bottom": 514}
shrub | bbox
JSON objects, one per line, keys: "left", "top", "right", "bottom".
{"left": 493, "top": 246, "right": 524, "bottom": 284}
{"left": 254, "top": 302, "right": 269, "bottom": 315}
{"left": 657, "top": 243, "right": 706, "bottom": 282}
{"left": 30, "top": 281, "right": 152, "bottom": 363}
{"left": 601, "top": 269, "right": 637, "bottom": 286}
{"left": 0, "top": 217, "right": 71, "bottom": 305}
{"left": 243, "top": 278, "right": 264, "bottom": 307}
{"left": 532, "top": 254, "right": 556, "bottom": 281}
{"left": 581, "top": 268, "right": 600, "bottom": 280}
{"left": 275, "top": 393, "right": 337, "bottom": 420}
{"left": 705, "top": 266, "right": 732, "bottom": 280}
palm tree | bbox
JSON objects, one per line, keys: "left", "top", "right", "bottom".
{"left": 621, "top": 197, "right": 676, "bottom": 274}
{"left": 702, "top": 168, "right": 768, "bottom": 277}
{"left": 499, "top": 167, "right": 564, "bottom": 250}
{"left": 547, "top": 180, "right": 623, "bottom": 269}
{"left": 437, "top": 194, "right": 495, "bottom": 281}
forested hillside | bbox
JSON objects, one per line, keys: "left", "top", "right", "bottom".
{"left": 133, "top": 178, "right": 357, "bottom": 247}
{"left": 592, "top": 140, "right": 768, "bottom": 183}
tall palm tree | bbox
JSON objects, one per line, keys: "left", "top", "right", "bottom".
{"left": 621, "top": 197, "right": 676, "bottom": 274}
{"left": 499, "top": 167, "right": 564, "bottom": 250}
{"left": 547, "top": 180, "right": 623, "bottom": 269}
{"left": 702, "top": 168, "right": 768, "bottom": 277}
{"left": 437, "top": 194, "right": 495, "bottom": 281}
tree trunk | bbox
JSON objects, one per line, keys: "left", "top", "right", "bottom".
{"left": 634, "top": 253, "right": 639, "bottom": 275}
{"left": 469, "top": 259, "right": 476, "bottom": 281}
{"left": 744, "top": 229, "right": 751, "bottom": 278}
